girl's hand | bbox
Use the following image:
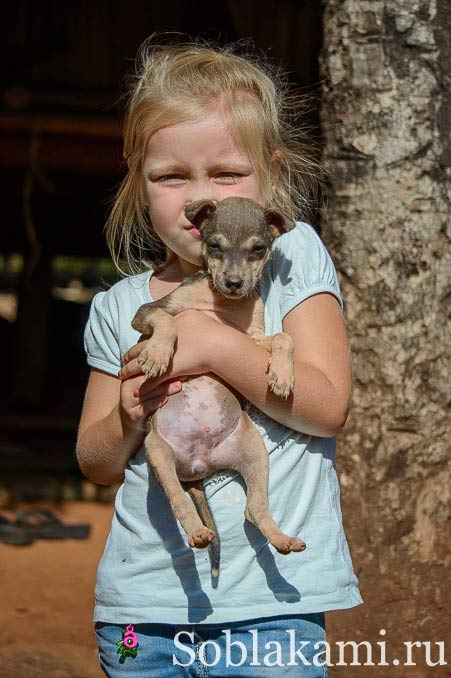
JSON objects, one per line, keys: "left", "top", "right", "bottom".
{"left": 118, "top": 309, "right": 221, "bottom": 409}
{"left": 118, "top": 373, "right": 182, "bottom": 433}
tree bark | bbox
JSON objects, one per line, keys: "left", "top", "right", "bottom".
{"left": 320, "top": 0, "right": 450, "bottom": 641}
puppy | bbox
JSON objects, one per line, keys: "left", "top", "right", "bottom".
{"left": 132, "top": 197, "right": 306, "bottom": 587}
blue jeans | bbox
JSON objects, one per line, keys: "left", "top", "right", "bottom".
{"left": 95, "top": 613, "right": 328, "bottom": 677}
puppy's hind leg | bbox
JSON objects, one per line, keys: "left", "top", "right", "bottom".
{"left": 145, "top": 429, "right": 215, "bottom": 549}
{"left": 233, "top": 413, "right": 306, "bottom": 555}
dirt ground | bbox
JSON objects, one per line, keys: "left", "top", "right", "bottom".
{"left": 0, "top": 501, "right": 109, "bottom": 678}
{"left": 0, "top": 500, "right": 449, "bottom": 678}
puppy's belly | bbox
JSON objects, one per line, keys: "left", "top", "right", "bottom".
{"left": 152, "top": 375, "right": 243, "bottom": 480}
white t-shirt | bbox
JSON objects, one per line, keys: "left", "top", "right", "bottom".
{"left": 84, "top": 221, "right": 363, "bottom": 624}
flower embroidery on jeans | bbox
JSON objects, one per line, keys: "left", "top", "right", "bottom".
{"left": 116, "top": 624, "right": 139, "bottom": 662}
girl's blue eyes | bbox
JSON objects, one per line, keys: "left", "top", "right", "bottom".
{"left": 158, "top": 173, "right": 240, "bottom": 184}
{"left": 218, "top": 173, "right": 243, "bottom": 182}
{"left": 158, "top": 176, "right": 184, "bottom": 184}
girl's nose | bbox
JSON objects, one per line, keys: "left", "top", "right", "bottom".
{"left": 186, "top": 192, "right": 217, "bottom": 205}
{"left": 185, "top": 181, "right": 220, "bottom": 205}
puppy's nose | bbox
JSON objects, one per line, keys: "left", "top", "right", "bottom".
{"left": 225, "top": 277, "right": 243, "bottom": 291}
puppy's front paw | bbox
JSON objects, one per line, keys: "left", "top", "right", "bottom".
{"left": 137, "top": 341, "right": 173, "bottom": 378}
{"left": 267, "top": 365, "right": 295, "bottom": 399}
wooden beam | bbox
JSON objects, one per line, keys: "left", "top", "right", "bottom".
{"left": 0, "top": 112, "right": 121, "bottom": 138}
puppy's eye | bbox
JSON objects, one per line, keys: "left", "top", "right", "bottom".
{"left": 207, "top": 242, "right": 221, "bottom": 252}
{"left": 252, "top": 244, "right": 266, "bottom": 254}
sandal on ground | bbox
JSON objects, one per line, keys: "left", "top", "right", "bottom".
{"left": 14, "top": 508, "right": 91, "bottom": 540}
{"left": 0, "top": 513, "right": 35, "bottom": 546}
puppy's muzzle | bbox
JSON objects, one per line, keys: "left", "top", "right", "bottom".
{"left": 225, "top": 277, "right": 243, "bottom": 293}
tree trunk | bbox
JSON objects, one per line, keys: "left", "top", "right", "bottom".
{"left": 320, "top": 0, "right": 450, "bottom": 658}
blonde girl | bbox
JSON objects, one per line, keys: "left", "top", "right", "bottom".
{"left": 77, "top": 36, "right": 363, "bottom": 677}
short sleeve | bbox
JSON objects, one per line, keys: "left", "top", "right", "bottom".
{"left": 83, "top": 290, "right": 121, "bottom": 376}
{"left": 271, "top": 221, "right": 343, "bottom": 319}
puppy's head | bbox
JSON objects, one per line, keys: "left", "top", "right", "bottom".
{"left": 185, "top": 197, "right": 292, "bottom": 299}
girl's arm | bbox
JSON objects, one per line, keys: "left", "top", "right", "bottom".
{"left": 76, "top": 368, "right": 182, "bottom": 485}
{"left": 77, "top": 311, "right": 215, "bottom": 485}
{"left": 208, "top": 292, "right": 351, "bottom": 437}
{"left": 76, "top": 370, "right": 141, "bottom": 485}
{"left": 121, "top": 293, "right": 351, "bottom": 438}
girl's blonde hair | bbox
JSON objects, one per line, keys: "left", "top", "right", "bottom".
{"left": 107, "top": 34, "right": 324, "bottom": 275}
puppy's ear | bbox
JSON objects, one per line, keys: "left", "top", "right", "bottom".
{"left": 185, "top": 200, "right": 217, "bottom": 229}
{"left": 264, "top": 208, "right": 293, "bottom": 238}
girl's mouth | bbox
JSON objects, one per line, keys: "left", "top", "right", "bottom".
{"left": 185, "top": 225, "right": 202, "bottom": 239}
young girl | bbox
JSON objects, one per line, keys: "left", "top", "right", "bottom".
{"left": 77, "top": 37, "right": 363, "bottom": 677}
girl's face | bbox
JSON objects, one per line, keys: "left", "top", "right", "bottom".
{"left": 142, "top": 111, "right": 263, "bottom": 276}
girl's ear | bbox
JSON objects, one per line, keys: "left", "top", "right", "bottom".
{"left": 270, "top": 149, "right": 284, "bottom": 189}
{"left": 264, "top": 208, "right": 293, "bottom": 237}
{"left": 185, "top": 200, "right": 217, "bottom": 228}
{"left": 271, "top": 148, "right": 284, "bottom": 170}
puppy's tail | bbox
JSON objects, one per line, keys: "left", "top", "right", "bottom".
{"left": 184, "top": 481, "right": 220, "bottom": 588}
